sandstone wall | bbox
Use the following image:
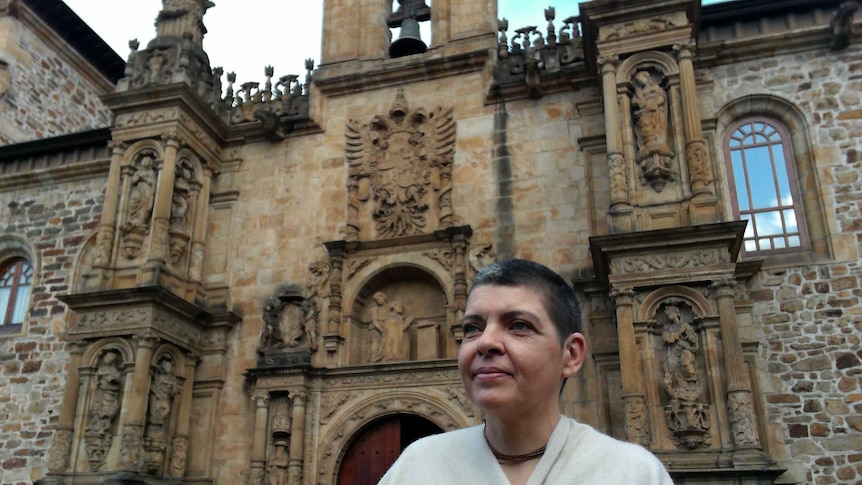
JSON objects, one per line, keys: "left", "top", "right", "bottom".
{"left": 0, "top": 177, "right": 105, "bottom": 483}
{"left": 0, "top": 16, "right": 113, "bottom": 145}
{"left": 706, "top": 45, "right": 862, "bottom": 484}
{"left": 208, "top": 73, "right": 592, "bottom": 482}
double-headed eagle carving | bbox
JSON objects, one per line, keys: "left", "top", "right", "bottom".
{"left": 346, "top": 89, "right": 456, "bottom": 238}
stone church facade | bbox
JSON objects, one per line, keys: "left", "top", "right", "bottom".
{"left": 0, "top": 0, "right": 860, "bottom": 484}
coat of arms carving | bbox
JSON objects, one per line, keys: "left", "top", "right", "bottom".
{"left": 345, "top": 89, "right": 456, "bottom": 240}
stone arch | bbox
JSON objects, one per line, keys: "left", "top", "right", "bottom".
{"left": 714, "top": 94, "right": 831, "bottom": 261}
{"left": 121, "top": 140, "right": 165, "bottom": 167}
{"left": 345, "top": 259, "right": 454, "bottom": 312}
{"left": 71, "top": 231, "right": 99, "bottom": 293}
{"left": 317, "top": 389, "right": 471, "bottom": 485}
{"left": 616, "top": 50, "right": 679, "bottom": 85}
{"left": 638, "top": 285, "right": 713, "bottom": 322}
{"left": 0, "top": 233, "right": 38, "bottom": 281}
{"left": 150, "top": 342, "right": 187, "bottom": 378}
{"left": 343, "top": 258, "right": 454, "bottom": 363}
{"left": 82, "top": 338, "right": 135, "bottom": 368}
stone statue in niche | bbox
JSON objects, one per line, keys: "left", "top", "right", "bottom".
{"left": 169, "top": 160, "right": 193, "bottom": 265}
{"left": 122, "top": 152, "right": 158, "bottom": 259}
{"left": 345, "top": 89, "right": 456, "bottom": 239}
{"left": 303, "top": 262, "right": 330, "bottom": 352}
{"left": 146, "top": 357, "right": 177, "bottom": 441}
{"left": 170, "top": 161, "right": 192, "bottom": 231}
{"left": 659, "top": 304, "right": 711, "bottom": 448}
{"left": 367, "top": 292, "right": 409, "bottom": 362}
{"left": 631, "top": 70, "right": 675, "bottom": 192}
{"left": 127, "top": 154, "right": 157, "bottom": 226}
{"left": 85, "top": 350, "right": 123, "bottom": 471}
{"left": 265, "top": 438, "right": 290, "bottom": 485}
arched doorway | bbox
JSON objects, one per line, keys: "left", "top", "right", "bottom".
{"left": 337, "top": 414, "right": 443, "bottom": 485}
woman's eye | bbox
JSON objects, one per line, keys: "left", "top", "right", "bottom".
{"left": 462, "top": 323, "right": 481, "bottom": 335}
{"left": 511, "top": 321, "right": 530, "bottom": 331}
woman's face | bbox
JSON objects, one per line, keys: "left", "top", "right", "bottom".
{"left": 457, "top": 285, "right": 585, "bottom": 421}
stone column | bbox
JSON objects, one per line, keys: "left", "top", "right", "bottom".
{"left": 46, "top": 342, "right": 85, "bottom": 472}
{"left": 710, "top": 277, "right": 761, "bottom": 450}
{"left": 248, "top": 392, "right": 270, "bottom": 485}
{"left": 168, "top": 356, "right": 197, "bottom": 478}
{"left": 323, "top": 242, "right": 345, "bottom": 363}
{"left": 118, "top": 333, "right": 157, "bottom": 470}
{"left": 674, "top": 41, "right": 713, "bottom": 197}
{"left": 611, "top": 286, "right": 650, "bottom": 446}
{"left": 599, "top": 55, "right": 627, "bottom": 206}
{"left": 95, "top": 142, "right": 127, "bottom": 268}
{"left": 146, "top": 134, "right": 181, "bottom": 267}
{"left": 188, "top": 167, "right": 212, "bottom": 285}
{"left": 287, "top": 392, "right": 307, "bottom": 484}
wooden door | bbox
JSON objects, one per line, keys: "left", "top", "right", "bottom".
{"left": 337, "top": 415, "right": 442, "bottom": 485}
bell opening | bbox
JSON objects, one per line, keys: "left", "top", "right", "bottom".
{"left": 389, "top": 17, "right": 428, "bottom": 58}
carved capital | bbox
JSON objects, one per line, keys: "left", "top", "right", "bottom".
{"left": 291, "top": 391, "right": 308, "bottom": 406}
{"left": 597, "top": 54, "right": 619, "bottom": 74}
{"left": 673, "top": 39, "right": 697, "bottom": 61}
{"left": 252, "top": 391, "right": 271, "bottom": 408}
{"left": 709, "top": 277, "right": 737, "bottom": 298}
{"left": 108, "top": 140, "right": 129, "bottom": 153}
{"left": 162, "top": 131, "right": 183, "bottom": 146}
{"left": 133, "top": 331, "right": 159, "bottom": 349}
{"left": 609, "top": 286, "right": 634, "bottom": 304}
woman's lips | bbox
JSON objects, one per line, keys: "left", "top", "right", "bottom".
{"left": 473, "top": 367, "right": 511, "bottom": 380}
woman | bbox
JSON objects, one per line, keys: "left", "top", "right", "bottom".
{"left": 379, "top": 259, "right": 673, "bottom": 484}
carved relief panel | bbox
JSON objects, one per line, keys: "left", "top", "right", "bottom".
{"left": 345, "top": 89, "right": 456, "bottom": 241}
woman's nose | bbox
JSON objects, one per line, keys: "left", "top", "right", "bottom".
{"left": 475, "top": 324, "right": 504, "bottom": 355}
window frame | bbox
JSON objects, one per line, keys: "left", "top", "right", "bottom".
{"left": 0, "top": 256, "right": 33, "bottom": 331}
{"left": 723, "top": 116, "right": 811, "bottom": 257}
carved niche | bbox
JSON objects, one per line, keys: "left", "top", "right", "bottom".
{"left": 345, "top": 89, "right": 456, "bottom": 240}
{"left": 84, "top": 350, "right": 125, "bottom": 472}
{"left": 122, "top": 150, "right": 159, "bottom": 259}
{"left": 169, "top": 156, "right": 198, "bottom": 266}
{"left": 656, "top": 301, "right": 711, "bottom": 449}
{"left": 630, "top": 69, "right": 675, "bottom": 192}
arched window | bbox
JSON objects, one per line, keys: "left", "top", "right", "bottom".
{"left": 0, "top": 257, "right": 33, "bottom": 328}
{"left": 724, "top": 118, "right": 809, "bottom": 255}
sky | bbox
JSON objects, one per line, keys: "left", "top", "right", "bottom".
{"left": 64, "top": 1, "right": 564, "bottom": 89}
{"left": 64, "top": 1, "right": 730, "bottom": 90}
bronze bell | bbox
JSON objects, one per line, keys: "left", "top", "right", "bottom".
{"left": 390, "top": 17, "right": 427, "bottom": 58}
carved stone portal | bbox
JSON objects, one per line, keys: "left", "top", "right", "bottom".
{"left": 345, "top": 89, "right": 456, "bottom": 240}
{"left": 659, "top": 303, "right": 711, "bottom": 449}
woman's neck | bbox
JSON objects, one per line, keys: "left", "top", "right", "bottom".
{"left": 484, "top": 412, "right": 561, "bottom": 455}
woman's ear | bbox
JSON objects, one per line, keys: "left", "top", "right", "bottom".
{"left": 561, "top": 332, "right": 587, "bottom": 379}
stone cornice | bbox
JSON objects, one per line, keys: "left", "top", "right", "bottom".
{"left": 314, "top": 48, "right": 489, "bottom": 97}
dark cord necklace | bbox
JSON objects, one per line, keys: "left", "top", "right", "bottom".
{"left": 484, "top": 432, "right": 546, "bottom": 465}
